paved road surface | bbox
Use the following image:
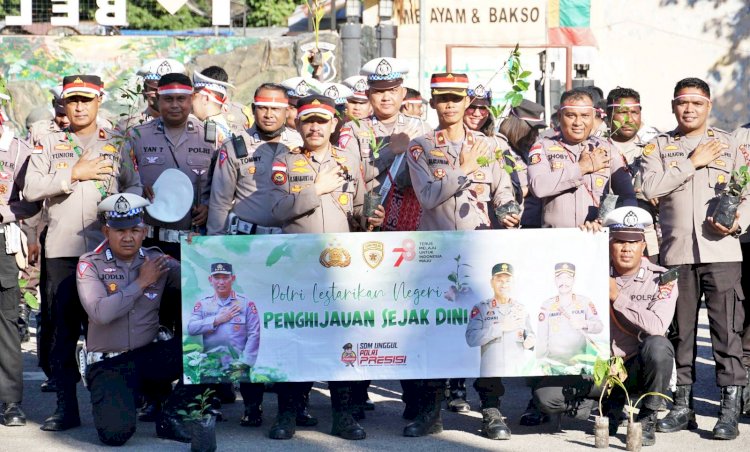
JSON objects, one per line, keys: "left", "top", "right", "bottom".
{"left": 3, "top": 308, "right": 749, "bottom": 451}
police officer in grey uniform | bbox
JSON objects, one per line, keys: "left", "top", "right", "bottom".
{"left": 641, "top": 77, "right": 747, "bottom": 440}
{"left": 606, "top": 87, "right": 660, "bottom": 262}
{"left": 27, "top": 86, "right": 68, "bottom": 145}
{"left": 208, "top": 83, "right": 302, "bottom": 236}
{"left": 25, "top": 75, "right": 142, "bottom": 432}
{"left": 405, "top": 73, "right": 518, "bottom": 438}
{"left": 0, "top": 96, "right": 41, "bottom": 427}
{"left": 187, "top": 262, "right": 268, "bottom": 426}
{"left": 536, "top": 263, "right": 604, "bottom": 367}
{"left": 270, "top": 94, "right": 384, "bottom": 441}
{"left": 527, "top": 88, "right": 636, "bottom": 228}
{"left": 127, "top": 73, "right": 217, "bottom": 259}
{"left": 280, "top": 77, "right": 314, "bottom": 130}
{"left": 466, "top": 263, "right": 535, "bottom": 439}
{"left": 76, "top": 193, "right": 189, "bottom": 445}
{"left": 117, "top": 58, "right": 186, "bottom": 132}
{"left": 339, "top": 57, "right": 431, "bottom": 231}
{"left": 191, "top": 67, "right": 245, "bottom": 147}
{"left": 207, "top": 82, "right": 311, "bottom": 427}
{"left": 534, "top": 207, "right": 676, "bottom": 447}
{"left": 188, "top": 263, "right": 260, "bottom": 365}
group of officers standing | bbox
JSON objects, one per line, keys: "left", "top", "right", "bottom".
{"left": 0, "top": 53, "right": 748, "bottom": 448}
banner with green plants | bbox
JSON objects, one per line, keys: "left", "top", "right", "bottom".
{"left": 180, "top": 229, "right": 610, "bottom": 384}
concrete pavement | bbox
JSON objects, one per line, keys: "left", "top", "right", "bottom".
{"left": 3, "top": 308, "right": 749, "bottom": 451}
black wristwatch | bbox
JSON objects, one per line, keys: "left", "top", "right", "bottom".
{"left": 731, "top": 225, "right": 743, "bottom": 238}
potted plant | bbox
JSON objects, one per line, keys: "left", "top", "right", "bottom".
{"left": 177, "top": 388, "right": 217, "bottom": 452}
{"left": 593, "top": 357, "right": 672, "bottom": 451}
{"left": 710, "top": 165, "right": 749, "bottom": 229}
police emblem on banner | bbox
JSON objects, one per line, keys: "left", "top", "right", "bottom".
{"left": 320, "top": 243, "right": 351, "bottom": 268}
{"left": 300, "top": 42, "right": 337, "bottom": 82}
{"left": 362, "top": 241, "right": 384, "bottom": 269}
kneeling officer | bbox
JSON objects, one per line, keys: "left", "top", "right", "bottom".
{"left": 76, "top": 193, "right": 189, "bottom": 445}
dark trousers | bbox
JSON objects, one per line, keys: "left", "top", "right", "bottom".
{"left": 473, "top": 377, "right": 505, "bottom": 408}
{"left": 534, "top": 336, "right": 673, "bottom": 415}
{"left": 36, "top": 227, "right": 52, "bottom": 378}
{"left": 608, "top": 336, "right": 674, "bottom": 411}
{"left": 46, "top": 256, "right": 87, "bottom": 390}
{"left": 239, "top": 382, "right": 264, "bottom": 406}
{"left": 274, "top": 381, "right": 311, "bottom": 410}
{"left": 670, "top": 262, "right": 746, "bottom": 386}
{"left": 87, "top": 337, "right": 182, "bottom": 446}
{"left": 0, "top": 235, "right": 22, "bottom": 403}
{"left": 740, "top": 242, "right": 750, "bottom": 367}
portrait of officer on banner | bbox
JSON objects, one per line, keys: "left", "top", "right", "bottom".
{"left": 184, "top": 262, "right": 260, "bottom": 383}
{"left": 466, "top": 263, "right": 536, "bottom": 377}
{"left": 536, "top": 262, "right": 605, "bottom": 375}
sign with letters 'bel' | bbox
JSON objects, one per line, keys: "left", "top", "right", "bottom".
{"left": 3, "top": 0, "right": 232, "bottom": 27}
{"left": 180, "top": 229, "right": 610, "bottom": 384}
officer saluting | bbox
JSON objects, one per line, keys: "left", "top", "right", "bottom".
{"left": 527, "top": 88, "right": 636, "bottom": 228}
{"left": 77, "top": 193, "right": 188, "bottom": 445}
{"left": 603, "top": 206, "right": 677, "bottom": 446}
{"left": 188, "top": 263, "right": 260, "bottom": 365}
{"left": 465, "top": 263, "right": 535, "bottom": 440}
{"left": 0, "top": 92, "right": 41, "bottom": 427}
{"left": 25, "top": 74, "right": 141, "bottom": 432}
{"left": 641, "top": 77, "right": 747, "bottom": 440}
{"left": 404, "top": 73, "right": 517, "bottom": 440}
{"left": 536, "top": 262, "right": 603, "bottom": 367}
{"left": 534, "top": 208, "right": 676, "bottom": 447}
{"left": 208, "top": 83, "right": 302, "bottom": 237}
{"left": 128, "top": 73, "right": 217, "bottom": 257}
{"left": 269, "top": 95, "right": 383, "bottom": 441}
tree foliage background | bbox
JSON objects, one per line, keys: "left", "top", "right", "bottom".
{"left": 0, "top": 0, "right": 306, "bottom": 30}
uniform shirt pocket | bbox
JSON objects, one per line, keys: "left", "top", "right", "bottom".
{"left": 471, "top": 182, "right": 492, "bottom": 202}
{"left": 707, "top": 166, "right": 730, "bottom": 190}
{"left": 187, "top": 155, "right": 211, "bottom": 169}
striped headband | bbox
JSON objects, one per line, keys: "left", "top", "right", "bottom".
{"left": 607, "top": 103, "right": 641, "bottom": 108}
{"left": 197, "top": 88, "right": 226, "bottom": 105}
{"left": 254, "top": 96, "right": 289, "bottom": 108}
{"left": 673, "top": 94, "right": 710, "bottom": 102}
{"left": 559, "top": 105, "right": 595, "bottom": 111}
{"left": 158, "top": 83, "right": 193, "bottom": 96}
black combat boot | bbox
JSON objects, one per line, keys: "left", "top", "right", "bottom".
{"left": 330, "top": 384, "right": 366, "bottom": 440}
{"left": 446, "top": 378, "right": 470, "bottom": 413}
{"left": 269, "top": 392, "right": 296, "bottom": 439}
{"left": 239, "top": 403, "right": 262, "bottom": 427}
{"left": 712, "top": 386, "right": 742, "bottom": 440}
{"left": 40, "top": 390, "right": 80, "bottom": 431}
{"left": 657, "top": 385, "right": 697, "bottom": 432}
{"left": 403, "top": 384, "right": 443, "bottom": 437}
{"left": 637, "top": 407, "right": 658, "bottom": 446}
{"left": 477, "top": 390, "right": 510, "bottom": 439}
{"left": 295, "top": 390, "right": 318, "bottom": 427}
{"left": 155, "top": 410, "right": 191, "bottom": 443}
{"left": 2, "top": 403, "right": 26, "bottom": 426}
{"left": 519, "top": 398, "right": 550, "bottom": 426}
{"left": 481, "top": 407, "right": 511, "bottom": 440}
